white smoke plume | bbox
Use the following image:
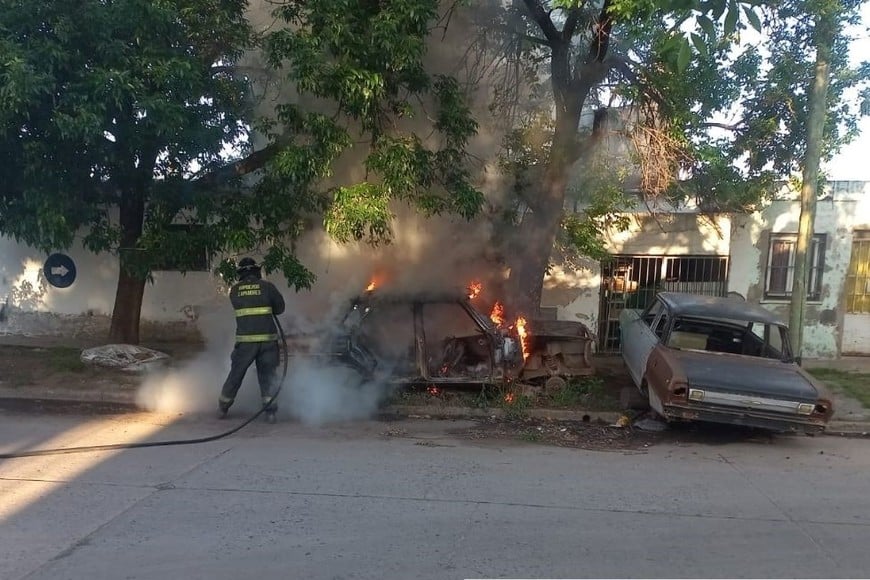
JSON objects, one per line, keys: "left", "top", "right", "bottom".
{"left": 134, "top": 1, "right": 517, "bottom": 424}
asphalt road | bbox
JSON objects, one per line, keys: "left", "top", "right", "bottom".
{"left": 2, "top": 406, "right": 870, "bottom": 580}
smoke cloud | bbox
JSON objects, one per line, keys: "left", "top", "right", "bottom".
{"left": 134, "top": 1, "right": 518, "bottom": 424}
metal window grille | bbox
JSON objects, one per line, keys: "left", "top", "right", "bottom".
{"left": 764, "top": 234, "right": 825, "bottom": 301}
{"left": 598, "top": 255, "right": 729, "bottom": 353}
{"left": 845, "top": 231, "right": 870, "bottom": 314}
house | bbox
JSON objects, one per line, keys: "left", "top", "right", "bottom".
{"left": 542, "top": 180, "right": 870, "bottom": 358}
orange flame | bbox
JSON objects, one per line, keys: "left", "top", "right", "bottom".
{"left": 365, "top": 279, "right": 377, "bottom": 292}
{"left": 427, "top": 386, "right": 441, "bottom": 396}
{"left": 490, "top": 301, "right": 505, "bottom": 326}
{"left": 504, "top": 393, "right": 515, "bottom": 404}
{"left": 516, "top": 316, "right": 530, "bottom": 361}
{"left": 467, "top": 281, "right": 482, "bottom": 300}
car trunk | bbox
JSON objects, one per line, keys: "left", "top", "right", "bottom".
{"left": 669, "top": 349, "right": 818, "bottom": 402}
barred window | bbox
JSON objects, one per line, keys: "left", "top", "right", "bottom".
{"left": 764, "top": 234, "right": 825, "bottom": 301}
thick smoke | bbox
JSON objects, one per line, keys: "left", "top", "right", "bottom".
{"left": 135, "top": 1, "right": 515, "bottom": 424}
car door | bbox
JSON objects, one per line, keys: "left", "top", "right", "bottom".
{"left": 622, "top": 298, "right": 666, "bottom": 387}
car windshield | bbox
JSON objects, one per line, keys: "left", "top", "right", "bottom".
{"left": 665, "top": 316, "right": 793, "bottom": 361}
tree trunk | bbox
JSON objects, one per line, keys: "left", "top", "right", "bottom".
{"left": 506, "top": 120, "right": 575, "bottom": 317}
{"left": 788, "top": 5, "right": 835, "bottom": 362}
{"left": 108, "top": 189, "right": 147, "bottom": 344}
{"left": 506, "top": 186, "right": 566, "bottom": 317}
{"left": 108, "top": 266, "right": 147, "bottom": 344}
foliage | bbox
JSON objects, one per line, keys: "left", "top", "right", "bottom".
{"left": 0, "top": 0, "right": 252, "bottom": 277}
{"left": 548, "top": 376, "right": 617, "bottom": 410}
{"left": 473, "top": 0, "right": 771, "bottom": 288}
{"left": 726, "top": 0, "right": 869, "bottom": 179}
{"left": 0, "top": 0, "right": 484, "bottom": 340}
{"left": 211, "top": 0, "right": 485, "bottom": 283}
{"left": 477, "top": 0, "right": 867, "bottom": 290}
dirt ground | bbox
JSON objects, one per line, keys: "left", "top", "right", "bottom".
{"left": 0, "top": 342, "right": 201, "bottom": 394}
{"left": 2, "top": 342, "right": 867, "bottom": 451}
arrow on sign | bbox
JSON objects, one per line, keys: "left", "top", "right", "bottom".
{"left": 51, "top": 265, "right": 69, "bottom": 277}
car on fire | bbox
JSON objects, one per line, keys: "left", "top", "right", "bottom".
{"left": 619, "top": 292, "right": 834, "bottom": 434}
{"left": 285, "top": 290, "right": 595, "bottom": 389}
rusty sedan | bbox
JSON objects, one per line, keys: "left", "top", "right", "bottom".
{"left": 619, "top": 292, "right": 834, "bottom": 434}
{"left": 286, "top": 290, "right": 594, "bottom": 389}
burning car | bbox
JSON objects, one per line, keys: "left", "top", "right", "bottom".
{"left": 619, "top": 292, "right": 835, "bottom": 434}
{"left": 286, "top": 283, "right": 595, "bottom": 389}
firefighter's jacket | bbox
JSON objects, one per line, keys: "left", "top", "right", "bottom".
{"left": 229, "top": 275, "right": 286, "bottom": 343}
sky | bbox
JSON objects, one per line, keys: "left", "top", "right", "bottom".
{"left": 821, "top": 3, "right": 870, "bottom": 181}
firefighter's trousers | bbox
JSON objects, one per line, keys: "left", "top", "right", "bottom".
{"left": 219, "top": 341, "right": 279, "bottom": 412}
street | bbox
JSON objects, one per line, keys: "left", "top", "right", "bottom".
{"left": 2, "top": 406, "right": 870, "bottom": 579}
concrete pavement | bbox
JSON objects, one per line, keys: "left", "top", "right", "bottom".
{"left": 2, "top": 407, "right": 870, "bottom": 579}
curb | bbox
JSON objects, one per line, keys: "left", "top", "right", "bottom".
{"left": 381, "top": 404, "right": 623, "bottom": 424}
{"left": 2, "top": 387, "right": 869, "bottom": 436}
{"left": 0, "top": 387, "right": 137, "bottom": 406}
{"left": 0, "top": 386, "right": 623, "bottom": 424}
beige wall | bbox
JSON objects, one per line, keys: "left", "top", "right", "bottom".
{"left": 728, "top": 182, "right": 870, "bottom": 358}
{"left": 542, "top": 211, "right": 732, "bottom": 341}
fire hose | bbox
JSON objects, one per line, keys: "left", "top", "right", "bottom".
{"left": 0, "top": 317, "right": 290, "bottom": 460}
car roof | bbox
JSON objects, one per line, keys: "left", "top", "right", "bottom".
{"left": 656, "top": 292, "right": 786, "bottom": 326}
{"left": 356, "top": 291, "right": 469, "bottom": 303}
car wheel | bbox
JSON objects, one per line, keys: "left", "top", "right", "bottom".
{"left": 544, "top": 376, "right": 568, "bottom": 394}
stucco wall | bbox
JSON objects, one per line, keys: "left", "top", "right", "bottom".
{"left": 0, "top": 236, "right": 227, "bottom": 341}
{"left": 727, "top": 182, "right": 870, "bottom": 358}
{"left": 542, "top": 211, "right": 732, "bottom": 341}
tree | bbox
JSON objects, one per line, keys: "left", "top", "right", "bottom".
{"left": 468, "top": 0, "right": 768, "bottom": 315}
{"left": 1, "top": 0, "right": 253, "bottom": 343}
{"left": 1, "top": 0, "right": 484, "bottom": 344}
{"left": 776, "top": 0, "right": 866, "bottom": 359}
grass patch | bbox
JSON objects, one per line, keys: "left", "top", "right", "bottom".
{"left": 547, "top": 376, "right": 620, "bottom": 411}
{"left": 519, "top": 430, "right": 542, "bottom": 443}
{"left": 808, "top": 368, "right": 870, "bottom": 409}
{"left": 46, "top": 347, "right": 87, "bottom": 373}
{"left": 497, "top": 390, "right": 533, "bottom": 419}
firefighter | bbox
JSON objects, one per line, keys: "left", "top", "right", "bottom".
{"left": 218, "top": 257, "right": 286, "bottom": 423}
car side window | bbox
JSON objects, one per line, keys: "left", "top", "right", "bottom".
{"left": 651, "top": 311, "right": 669, "bottom": 338}
{"left": 641, "top": 301, "right": 663, "bottom": 327}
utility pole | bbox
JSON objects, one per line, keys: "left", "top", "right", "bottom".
{"left": 789, "top": 1, "right": 837, "bottom": 363}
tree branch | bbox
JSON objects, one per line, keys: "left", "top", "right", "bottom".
{"left": 698, "top": 121, "right": 746, "bottom": 131}
{"left": 521, "top": 0, "right": 561, "bottom": 45}
{"left": 194, "top": 139, "right": 285, "bottom": 187}
{"left": 562, "top": 7, "right": 583, "bottom": 42}
{"left": 587, "top": 0, "right": 613, "bottom": 63}
{"left": 609, "top": 54, "right": 669, "bottom": 112}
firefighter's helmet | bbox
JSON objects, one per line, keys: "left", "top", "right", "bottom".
{"left": 236, "top": 257, "right": 261, "bottom": 278}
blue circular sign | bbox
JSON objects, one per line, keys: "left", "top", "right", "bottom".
{"left": 43, "top": 253, "right": 77, "bottom": 288}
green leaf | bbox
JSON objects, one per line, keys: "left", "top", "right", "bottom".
{"left": 743, "top": 6, "right": 762, "bottom": 32}
{"left": 724, "top": 2, "right": 739, "bottom": 35}
{"left": 697, "top": 14, "right": 715, "bottom": 37}
{"left": 690, "top": 32, "right": 708, "bottom": 57}
{"left": 677, "top": 37, "right": 692, "bottom": 72}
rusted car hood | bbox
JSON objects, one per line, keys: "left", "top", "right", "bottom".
{"left": 668, "top": 349, "right": 819, "bottom": 402}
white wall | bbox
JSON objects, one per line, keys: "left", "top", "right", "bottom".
{"left": 727, "top": 182, "right": 870, "bottom": 358}
{"left": 0, "top": 236, "right": 224, "bottom": 322}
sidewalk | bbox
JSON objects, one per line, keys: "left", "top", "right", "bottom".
{"left": 0, "top": 369, "right": 866, "bottom": 437}
{"left": 0, "top": 341, "right": 867, "bottom": 436}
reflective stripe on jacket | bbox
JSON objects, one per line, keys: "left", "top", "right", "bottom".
{"left": 230, "top": 276, "right": 286, "bottom": 343}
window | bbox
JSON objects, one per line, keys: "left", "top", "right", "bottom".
{"left": 845, "top": 231, "right": 870, "bottom": 313}
{"left": 764, "top": 234, "right": 826, "bottom": 301}
{"left": 641, "top": 300, "right": 663, "bottom": 327}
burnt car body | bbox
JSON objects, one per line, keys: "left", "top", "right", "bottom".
{"left": 619, "top": 292, "right": 834, "bottom": 433}
{"left": 286, "top": 292, "right": 594, "bottom": 387}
